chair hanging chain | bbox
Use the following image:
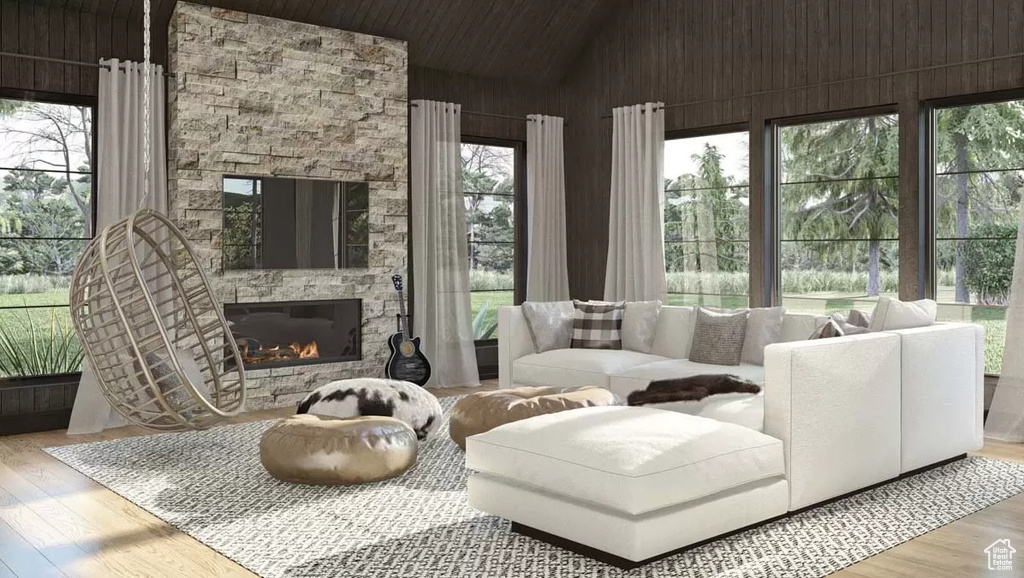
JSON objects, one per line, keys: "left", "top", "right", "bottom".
{"left": 142, "top": 0, "right": 151, "bottom": 203}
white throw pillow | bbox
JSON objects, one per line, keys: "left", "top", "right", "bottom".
{"left": 868, "top": 296, "right": 937, "bottom": 331}
{"left": 650, "top": 306, "right": 696, "bottom": 358}
{"left": 740, "top": 306, "right": 786, "bottom": 366}
{"left": 521, "top": 301, "right": 574, "bottom": 353}
{"left": 621, "top": 300, "right": 662, "bottom": 353}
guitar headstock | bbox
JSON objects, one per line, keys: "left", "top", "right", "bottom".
{"left": 391, "top": 274, "right": 403, "bottom": 291}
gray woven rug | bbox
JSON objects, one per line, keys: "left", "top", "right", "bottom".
{"left": 46, "top": 398, "right": 1024, "bottom": 577}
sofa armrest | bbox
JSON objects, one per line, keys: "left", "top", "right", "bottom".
{"left": 887, "top": 322, "right": 984, "bottom": 472}
{"left": 764, "top": 333, "right": 902, "bottom": 510}
{"left": 498, "top": 306, "right": 535, "bottom": 389}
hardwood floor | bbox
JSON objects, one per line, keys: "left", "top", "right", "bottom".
{"left": 0, "top": 384, "right": 1021, "bottom": 577}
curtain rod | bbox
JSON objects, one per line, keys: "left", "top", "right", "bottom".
{"left": 600, "top": 50, "right": 1024, "bottom": 119}
{"left": 0, "top": 51, "right": 175, "bottom": 77}
{"left": 409, "top": 102, "right": 567, "bottom": 125}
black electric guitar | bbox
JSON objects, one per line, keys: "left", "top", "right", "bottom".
{"left": 385, "top": 275, "right": 432, "bottom": 386}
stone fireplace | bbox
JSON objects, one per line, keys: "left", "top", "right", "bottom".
{"left": 167, "top": 2, "right": 408, "bottom": 409}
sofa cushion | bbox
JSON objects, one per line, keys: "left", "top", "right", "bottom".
{"left": 741, "top": 306, "right": 786, "bottom": 366}
{"left": 780, "top": 312, "right": 829, "bottom": 342}
{"left": 689, "top": 307, "right": 748, "bottom": 365}
{"left": 810, "top": 317, "right": 846, "bottom": 339}
{"left": 698, "top": 393, "right": 765, "bottom": 432}
{"left": 571, "top": 300, "right": 625, "bottom": 349}
{"left": 513, "top": 349, "right": 669, "bottom": 389}
{"left": 621, "top": 300, "right": 661, "bottom": 353}
{"left": 521, "top": 301, "right": 574, "bottom": 353}
{"left": 869, "top": 296, "right": 937, "bottom": 331}
{"left": 465, "top": 406, "right": 785, "bottom": 516}
{"left": 847, "top": 309, "right": 872, "bottom": 328}
{"left": 608, "top": 358, "right": 764, "bottom": 398}
{"left": 650, "top": 306, "right": 696, "bottom": 359}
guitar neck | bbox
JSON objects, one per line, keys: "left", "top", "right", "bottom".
{"left": 396, "top": 289, "right": 410, "bottom": 338}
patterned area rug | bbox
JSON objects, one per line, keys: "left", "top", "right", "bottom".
{"left": 46, "top": 398, "right": 1024, "bottom": 578}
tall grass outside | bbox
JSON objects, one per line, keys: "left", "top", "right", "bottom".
{"left": 0, "top": 275, "right": 81, "bottom": 381}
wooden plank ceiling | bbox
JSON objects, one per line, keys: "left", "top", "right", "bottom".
{"left": 49, "top": 0, "right": 623, "bottom": 85}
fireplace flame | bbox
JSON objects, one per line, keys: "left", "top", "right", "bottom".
{"left": 292, "top": 341, "right": 320, "bottom": 358}
{"left": 240, "top": 341, "right": 320, "bottom": 364}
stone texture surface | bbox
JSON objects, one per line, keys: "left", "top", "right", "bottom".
{"left": 168, "top": 2, "right": 408, "bottom": 410}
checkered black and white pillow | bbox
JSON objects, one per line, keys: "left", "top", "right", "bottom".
{"left": 570, "top": 300, "right": 625, "bottom": 349}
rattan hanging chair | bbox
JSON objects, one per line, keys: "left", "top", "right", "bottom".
{"left": 70, "top": 209, "right": 246, "bottom": 431}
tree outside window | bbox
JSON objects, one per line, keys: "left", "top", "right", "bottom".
{"left": 0, "top": 98, "right": 93, "bottom": 381}
{"left": 778, "top": 114, "right": 900, "bottom": 315}
{"left": 663, "top": 132, "right": 750, "bottom": 307}
{"left": 934, "top": 100, "right": 1024, "bottom": 374}
{"left": 462, "top": 142, "right": 516, "bottom": 340}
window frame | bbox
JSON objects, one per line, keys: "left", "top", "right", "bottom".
{"left": 768, "top": 105, "right": 900, "bottom": 308}
{"left": 0, "top": 88, "right": 98, "bottom": 386}
{"left": 663, "top": 123, "right": 752, "bottom": 307}
{"left": 460, "top": 135, "right": 526, "bottom": 346}
{"left": 923, "top": 89, "right": 1024, "bottom": 377}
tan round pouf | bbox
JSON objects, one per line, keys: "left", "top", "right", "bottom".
{"left": 260, "top": 414, "right": 417, "bottom": 485}
{"left": 449, "top": 386, "right": 618, "bottom": 450}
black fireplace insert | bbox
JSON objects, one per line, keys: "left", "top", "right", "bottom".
{"left": 224, "top": 299, "right": 361, "bottom": 370}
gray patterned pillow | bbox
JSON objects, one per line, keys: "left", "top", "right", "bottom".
{"left": 688, "top": 307, "right": 748, "bottom": 366}
{"left": 521, "top": 301, "right": 574, "bottom": 353}
{"left": 570, "top": 300, "right": 625, "bottom": 350}
{"left": 621, "top": 300, "right": 661, "bottom": 353}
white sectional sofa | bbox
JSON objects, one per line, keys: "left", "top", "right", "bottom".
{"left": 496, "top": 304, "right": 985, "bottom": 505}
{"left": 468, "top": 304, "right": 984, "bottom": 565}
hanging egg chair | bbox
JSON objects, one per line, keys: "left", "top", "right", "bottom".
{"left": 67, "top": 0, "right": 243, "bottom": 432}
{"left": 70, "top": 210, "right": 247, "bottom": 431}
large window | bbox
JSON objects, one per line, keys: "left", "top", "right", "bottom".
{"left": 0, "top": 97, "right": 93, "bottom": 381}
{"left": 932, "top": 99, "right": 1024, "bottom": 375}
{"left": 664, "top": 131, "right": 750, "bottom": 307}
{"left": 777, "top": 113, "right": 899, "bottom": 314}
{"left": 462, "top": 140, "right": 520, "bottom": 341}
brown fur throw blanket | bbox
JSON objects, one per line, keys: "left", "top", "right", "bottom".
{"left": 627, "top": 374, "right": 761, "bottom": 406}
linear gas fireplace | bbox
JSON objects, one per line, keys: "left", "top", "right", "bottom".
{"left": 224, "top": 299, "right": 361, "bottom": 370}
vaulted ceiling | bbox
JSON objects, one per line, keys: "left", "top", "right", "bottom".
{"left": 49, "top": 0, "right": 623, "bottom": 85}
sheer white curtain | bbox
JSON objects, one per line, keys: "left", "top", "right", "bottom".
{"left": 526, "top": 114, "right": 570, "bottom": 301}
{"left": 68, "top": 59, "right": 167, "bottom": 434}
{"left": 604, "top": 102, "right": 668, "bottom": 302}
{"left": 986, "top": 201, "right": 1024, "bottom": 442}
{"left": 410, "top": 100, "right": 479, "bottom": 388}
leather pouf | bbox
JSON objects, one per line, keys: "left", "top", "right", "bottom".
{"left": 259, "top": 414, "right": 417, "bottom": 485}
{"left": 449, "top": 386, "right": 619, "bottom": 450}
{"left": 296, "top": 378, "right": 443, "bottom": 441}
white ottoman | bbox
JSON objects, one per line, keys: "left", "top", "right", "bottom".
{"left": 466, "top": 406, "right": 789, "bottom": 567}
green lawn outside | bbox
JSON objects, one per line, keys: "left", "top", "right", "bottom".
{"left": 0, "top": 290, "right": 69, "bottom": 307}
{"left": 0, "top": 289, "right": 81, "bottom": 379}
{"left": 470, "top": 290, "right": 514, "bottom": 340}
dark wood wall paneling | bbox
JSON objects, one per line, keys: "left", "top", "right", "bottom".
{"left": 409, "top": 66, "right": 554, "bottom": 142}
{"left": 39, "top": 0, "right": 621, "bottom": 86}
{"left": 0, "top": 1, "right": 141, "bottom": 97}
{"left": 560, "top": 0, "right": 1024, "bottom": 303}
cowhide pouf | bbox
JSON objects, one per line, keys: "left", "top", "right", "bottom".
{"left": 296, "top": 378, "right": 443, "bottom": 441}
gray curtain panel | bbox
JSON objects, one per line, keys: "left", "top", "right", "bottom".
{"left": 604, "top": 103, "right": 668, "bottom": 302}
{"left": 69, "top": 59, "right": 168, "bottom": 435}
{"left": 410, "top": 100, "right": 480, "bottom": 388}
